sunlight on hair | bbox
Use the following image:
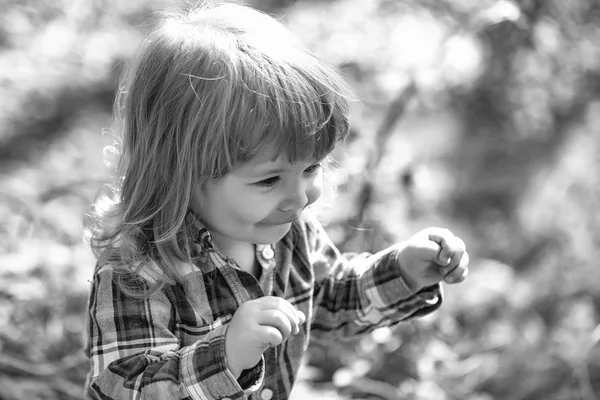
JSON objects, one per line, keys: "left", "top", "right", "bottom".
{"left": 87, "top": 1, "right": 354, "bottom": 296}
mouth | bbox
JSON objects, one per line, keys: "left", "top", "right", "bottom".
{"left": 280, "top": 215, "right": 300, "bottom": 224}
{"left": 261, "top": 213, "right": 302, "bottom": 226}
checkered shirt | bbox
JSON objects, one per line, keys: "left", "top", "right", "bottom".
{"left": 84, "top": 212, "right": 442, "bottom": 399}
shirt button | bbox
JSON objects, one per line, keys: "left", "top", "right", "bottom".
{"left": 260, "top": 388, "right": 274, "bottom": 400}
{"left": 261, "top": 246, "right": 274, "bottom": 260}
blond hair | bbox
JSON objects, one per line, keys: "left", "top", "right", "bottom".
{"left": 86, "top": 1, "right": 352, "bottom": 297}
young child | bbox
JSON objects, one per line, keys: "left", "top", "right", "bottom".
{"left": 84, "top": 2, "right": 469, "bottom": 399}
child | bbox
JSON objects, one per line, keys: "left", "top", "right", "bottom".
{"left": 84, "top": 2, "right": 469, "bottom": 399}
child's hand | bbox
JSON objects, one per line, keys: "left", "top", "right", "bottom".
{"left": 225, "top": 296, "right": 305, "bottom": 378}
{"left": 396, "top": 227, "right": 469, "bottom": 289}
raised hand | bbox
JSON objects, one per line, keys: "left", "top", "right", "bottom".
{"left": 225, "top": 296, "right": 305, "bottom": 378}
{"left": 396, "top": 227, "right": 469, "bottom": 290}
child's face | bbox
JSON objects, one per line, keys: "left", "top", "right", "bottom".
{"left": 193, "top": 151, "right": 325, "bottom": 247}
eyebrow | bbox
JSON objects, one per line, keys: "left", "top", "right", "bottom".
{"left": 243, "top": 159, "right": 321, "bottom": 178}
{"left": 248, "top": 164, "right": 290, "bottom": 177}
{"left": 236, "top": 156, "right": 323, "bottom": 179}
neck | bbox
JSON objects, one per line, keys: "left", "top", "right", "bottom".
{"left": 210, "top": 233, "right": 259, "bottom": 277}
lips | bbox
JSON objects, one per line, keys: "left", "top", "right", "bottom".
{"left": 260, "top": 213, "right": 302, "bottom": 226}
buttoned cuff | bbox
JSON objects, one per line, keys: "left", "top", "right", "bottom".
{"left": 180, "top": 324, "right": 250, "bottom": 400}
{"left": 369, "top": 247, "right": 443, "bottom": 317}
{"left": 408, "top": 283, "right": 443, "bottom": 318}
{"left": 237, "top": 357, "right": 265, "bottom": 393}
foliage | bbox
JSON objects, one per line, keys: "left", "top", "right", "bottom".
{"left": 0, "top": 0, "right": 599, "bottom": 399}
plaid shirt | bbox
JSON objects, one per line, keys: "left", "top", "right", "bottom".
{"left": 84, "top": 211, "right": 442, "bottom": 400}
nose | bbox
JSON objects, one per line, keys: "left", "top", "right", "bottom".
{"left": 279, "top": 178, "right": 319, "bottom": 212}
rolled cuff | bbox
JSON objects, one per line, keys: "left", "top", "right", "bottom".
{"left": 180, "top": 324, "right": 263, "bottom": 399}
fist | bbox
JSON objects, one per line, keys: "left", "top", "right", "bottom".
{"left": 225, "top": 296, "right": 305, "bottom": 378}
{"left": 396, "top": 227, "right": 469, "bottom": 289}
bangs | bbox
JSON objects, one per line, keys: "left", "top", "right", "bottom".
{"left": 171, "top": 4, "right": 355, "bottom": 180}
{"left": 226, "top": 47, "right": 351, "bottom": 166}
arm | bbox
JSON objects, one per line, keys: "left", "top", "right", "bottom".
{"left": 84, "top": 265, "right": 263, "bottom": 400}
{"left": 303, "top": 214, "right": 443, "bottom": 340}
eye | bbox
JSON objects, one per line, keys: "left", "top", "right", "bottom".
{"left": 253, "top": 176, "right": 281, "bottom": 187}
{"left": 304, "top": 163, "right": 322, "bottom": 175}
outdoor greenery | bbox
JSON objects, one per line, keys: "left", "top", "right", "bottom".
{"left": 0, "top": 0, "right": 599, "bottom": 399}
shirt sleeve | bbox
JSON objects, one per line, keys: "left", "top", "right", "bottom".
{"left": 84, "top": 265, "right": 264, "bottom": 400}
{"left": 302, "top": 213, "right": 443, "bottom": 340}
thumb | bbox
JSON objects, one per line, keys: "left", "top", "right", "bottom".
{"left": 407, "top": 238, "right": 442, "bottom": 263}
{"left": 295, "top": 309, "right": 306, "bottom": 325}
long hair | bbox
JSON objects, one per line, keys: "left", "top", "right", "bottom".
{"left": 86, "top": 1, "right": 353, "bottom": 297}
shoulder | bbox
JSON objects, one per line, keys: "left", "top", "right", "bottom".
{"left": 95, "top": 258, "right": 200, "bottom": 282}
{"left": 95, "top": 261, "right": 165, "bottom": 282}
{"left": 92, "top": 259, "right": 178, "bottom": 301}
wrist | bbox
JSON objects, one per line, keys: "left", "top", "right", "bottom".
{"left": 224, "top": 348, "right": 242, "bottom": 378}
{"left": 224, "top": 326, "right": 242, "bottom": 379}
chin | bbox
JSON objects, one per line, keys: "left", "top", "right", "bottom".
{"left": 253, "top": 223, "right": 292, "bottom": 244}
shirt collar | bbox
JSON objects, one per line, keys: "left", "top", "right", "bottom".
{"left": 185, "top": 211, "right": 275, "bottom": 264}
{"left": 185, "top": 211, "right": 215, "bottom": 251}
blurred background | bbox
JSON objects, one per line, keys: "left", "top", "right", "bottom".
{"left": 1, "top": 0, "right": 599, "bottom": 399}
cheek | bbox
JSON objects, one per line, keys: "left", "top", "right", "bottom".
{"left": 306, "top": 176, "right": 324, "bottom": 205}
{"left": 229, "top": 193, "right": 273, "bottom": 222}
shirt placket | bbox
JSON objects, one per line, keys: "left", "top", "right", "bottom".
{"left": 213, "top": 256, "right": 263, "bottom": 304}
{"left": 252, "top": 244, "right": 280, "bottom": 400}
{"left": 207, "top": 243, "right": 280, "bottom": 400}
{"left": 213, "top": 244, "right": 276, "bottom": 302}
{"left": 255, "top": 244, "right": 276, "bottom": 295}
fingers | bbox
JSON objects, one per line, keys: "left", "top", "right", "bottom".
{"left": 255, "top": 296, "right": 305, "bottom": 336}
{"left": 420, "top": 227, "right": 464, "bottom": 263}
{"left": 417, "top": 227, "right": 469, "bottom": 284}
{"left": 438, "top": 236, "right": 466, "bottom": 270}
{"left": 257, "top": 325, "right": 284, "bottom": 349}
{"left": 442, "top": 249, "right": 469, "bottom": 284}
{"left": 257, "top": 309, "right": 294, "bottom": 340}
{"left": 421, "top": 228, "right": 453, "bottom": 262}
{"left": 409, "top": 238, "right": 444, "bottom": 262}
